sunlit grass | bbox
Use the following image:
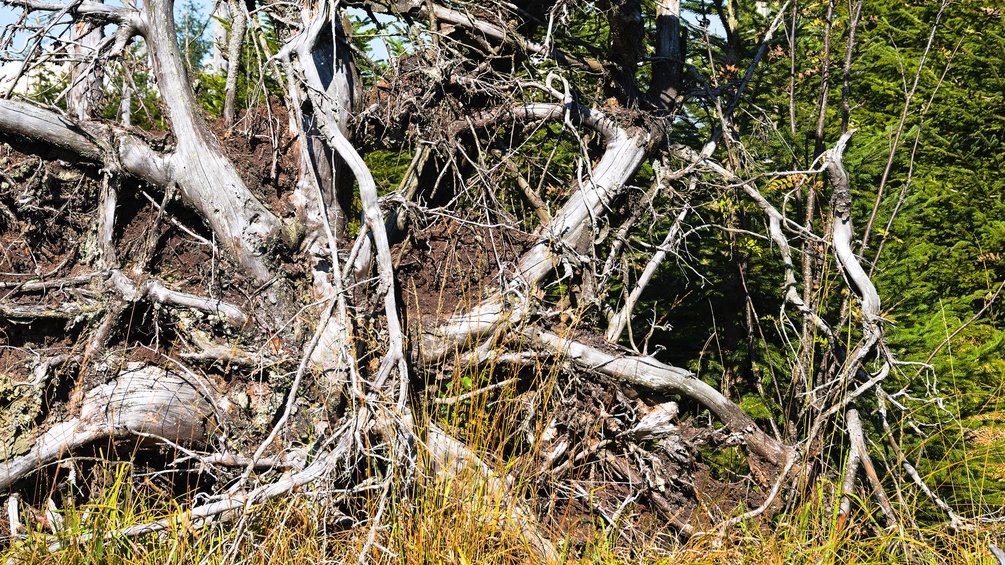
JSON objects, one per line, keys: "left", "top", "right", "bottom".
{"left": 5, "top": 349, "right": 1005, "bottom": 564}
{"left": 4, "top": 459, "right": 1004, "bottom": 564}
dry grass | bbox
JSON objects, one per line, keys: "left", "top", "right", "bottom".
{"left": 5, "top": 408, "right": 1005, "bottom": 564}
{"left": 4, "top": 348, "right": 1004, "bottom": 564}
{"left": 6, "top": 481, "right": 1004, "bottom": 565}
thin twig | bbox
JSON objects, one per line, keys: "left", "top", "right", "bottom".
{"left": 432, "top": 378, "right": 518, "bottom": 405}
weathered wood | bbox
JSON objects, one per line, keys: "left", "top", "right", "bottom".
{"left": 0, "top": 94, "right": 279, "bottom": 285}
{"left": 527, "top": 329, "right": 790, "bottom": 469}
{"left": 0, "top": 302, "right": 86, "bottom": 321}
{"left": 222, "top": 0, "right": 246, "bottom": 128}
{"left": 0, "top": 364, "right": 219, "bottom": 491}
{"left": 422, "top": 103, "right": 650, "bottom": 359}
{"left": 108, "top": 270, "right": 249, "bottom": 328}
{"left": 627, "top": 401, "right": 679, "bottom": 441}
{"left": 82, "top": 364, "right": 218, "bottom": 441}
{"left": 143, "top": 0, "right": 280, "bottom": 282}
{"left": 0, "top": 99, "right": 102, "bottom": 161}
{"left": 67, "top": 8, "right": 104, "bottom": 121}
{"left": 276, "top": 1, "right": 363, "bottom": 382}
{"left": 0, "top": 0, "right": 286, "bottom": 284}
{"left": 825, "top": 132, "right": 881, "bottom": 329}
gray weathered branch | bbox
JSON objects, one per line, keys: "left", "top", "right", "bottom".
{"left": 423, "top": 103, "right": 650, "bottom": 359}
{"left": 526, "top": 328, "right": 790, "bottom": 469}
{"left": 0, "top": 364, "right": 218, "bottom": 491}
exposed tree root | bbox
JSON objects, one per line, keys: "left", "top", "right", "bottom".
{"left": 0, "top": 365, "right": 218, "bottom": 492}
{"left": 0, "top": 0, "right": 981, "bottom": 560}
{"left": 524, "top": 329, "right": 790, "bottom": 474}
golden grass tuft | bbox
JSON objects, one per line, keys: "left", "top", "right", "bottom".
{"left": 4, "top": 359, "right": 1005, "bottom": 564}
{"left": 4, "top": 461, "right": 1005, "bottom": 564}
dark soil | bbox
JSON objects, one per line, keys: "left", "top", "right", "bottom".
{"left": 0, "top": 101, "right": 310, "bottom": 503}
{"left": 395, "top": 212, "right": 537, "bottom": 328}
{"left": 206, "top": 99, "right": 300, "bottom": 217}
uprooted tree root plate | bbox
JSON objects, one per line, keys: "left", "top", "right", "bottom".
{"left": 0, "top": 0, "right": 986, "bottom": 561}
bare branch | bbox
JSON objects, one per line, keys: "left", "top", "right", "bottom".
{"left": 142, "top": 0, "right": 280, "bottom": 282}
{"left": 108, "top": 270, "right": 249, "bottom": 328}
{"left": 606, "top": 207, "right": 688, "bottom": 343}
{"left": 425, "top": 102, "right": 650, "bottom": 358}
{"left": 824, "top": 131, "right": 880, "bottom": 329}
{"left": 1, "top": 0, "right": 139, "bottom": 25}
{"left": 525, "top": 328, "right": 790, "bottom": 468}
{"left": 357, "top": 0, "right": 602, "bottom": 72}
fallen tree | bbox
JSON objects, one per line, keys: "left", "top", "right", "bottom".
{"left": 0, "top": 0, "right": 979, "bottom": 559}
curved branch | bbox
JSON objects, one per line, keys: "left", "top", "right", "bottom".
{"left": 322, "top": 96, "right": 407, "bottom": 387}
{"left": 424, "top": 103, "right": 650, "bottom": 358}
{"left": 280, "top": 0, "right": 405, "bottom": 387}
{"left": 2, "top": 0, "right": 277, "bottom": 282}
{"left": 277, "top": 0, "right": 358, "bottom": 239}
{"left": 526, "top": 328, "right": 790, "bottom": 468}
{"left": 108, "top": 270, "right": 249, "bottom": 328}
{"left": 0, "top": 97, "right": 277, "bottom": 286}
{"left": 0, "top": 99, "right": 175, "bottom": 190}
{"left": 0, "top": 365, "right": 218, "bottom": 491}
{"left": 824, "top": 131, "right": 880, "bottom": 329}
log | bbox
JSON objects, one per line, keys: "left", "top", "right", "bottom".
{"left": 0, "top": 364, "right": 219, "bottom": 491}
